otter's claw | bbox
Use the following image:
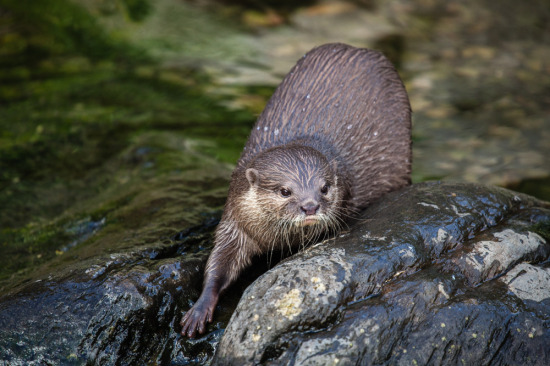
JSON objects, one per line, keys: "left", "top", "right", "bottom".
{"left": 180, "top": 296, "right": 215, "bottom": 338}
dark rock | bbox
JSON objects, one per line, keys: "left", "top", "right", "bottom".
{"left": 0, "top": 224, "right": 222, "bottom": 365}
{"left": 213, "top": 182, "right": 550, "bottom": 366}
{"left": 0, "top": 182, "right": 549, "bottom": 365}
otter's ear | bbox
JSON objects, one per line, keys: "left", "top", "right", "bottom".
{"left": 245, "top": 168, "right": 260, "bottom": 187}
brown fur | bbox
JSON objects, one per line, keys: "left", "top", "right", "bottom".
{"left": 180, "top": 43, "right": 412, "bottom": 337}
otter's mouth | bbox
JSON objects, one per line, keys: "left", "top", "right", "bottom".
{"left": 301, "top": 216, "right": 320, "bottom": 227}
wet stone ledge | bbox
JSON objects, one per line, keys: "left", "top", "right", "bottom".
{"left": 0, "top": 182, "right": 549, "bottom": 365}
{"left": 214, "top": 182, "right": 550, "bottom": 366}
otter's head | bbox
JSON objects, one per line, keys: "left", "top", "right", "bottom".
{"left": 242, "top": 145, "right": 346, "bottom": 241}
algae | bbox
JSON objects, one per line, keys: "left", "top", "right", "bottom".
{"left": 0, "top": 0, "right": 257, "bottom": 290}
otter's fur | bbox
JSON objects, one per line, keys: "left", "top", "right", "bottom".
{"left": 180, "top": 43, "right": 411, "bottom": 337}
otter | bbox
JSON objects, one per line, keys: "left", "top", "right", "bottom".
{"left": 180, "top": 43, "right": 411, "bottom": 337}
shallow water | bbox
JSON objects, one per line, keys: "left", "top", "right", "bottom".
{"left": 1, "top": 0, "right": 549, "bottom": 291}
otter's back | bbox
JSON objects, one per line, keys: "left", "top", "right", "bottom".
{"left": 239, "top": 43, "right": 412, "bottom": 209}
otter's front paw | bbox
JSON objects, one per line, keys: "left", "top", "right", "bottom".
{"left": 180, "top": 299, "right": 214, "bottom": 338}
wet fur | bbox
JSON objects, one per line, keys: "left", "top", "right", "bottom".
{"left": 180, "top": 43, "right": 412, "bottom": 337}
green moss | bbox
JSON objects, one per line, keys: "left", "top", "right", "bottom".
{"left": 0, "top": 0, "right": 149, "bottom": 67}
{"left": 0, "top": 0, "right": 256, "bottom": 290}
{"left": 0, "top": 223, "right": 71, "bottom": 284}
{"left": 121, "top": 0, "right": 153, "bottom": 22}
{"left": 529, "top": 221, "right": 550, "bottom": 243}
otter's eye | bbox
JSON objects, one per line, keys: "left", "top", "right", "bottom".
{"left": 320, "top": 184, "right": 330, "bottom": 195}
{"left": 280, "top": 188, "right": 292, "bottom": 197}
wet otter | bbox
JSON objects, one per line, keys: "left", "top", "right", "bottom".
{"left": 180, "top": 43, "right": 411, "bottom": 337}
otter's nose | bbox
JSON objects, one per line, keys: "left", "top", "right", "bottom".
{"left": 301, "top": 202, "right": 320, "bottom": 216}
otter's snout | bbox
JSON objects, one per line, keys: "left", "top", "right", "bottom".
{"left": 301, "top": 201, "right": 320, "bottom": 215}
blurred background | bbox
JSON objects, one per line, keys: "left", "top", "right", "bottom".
{"left": 0, "top": 0, "right": 549, "bottom": 288}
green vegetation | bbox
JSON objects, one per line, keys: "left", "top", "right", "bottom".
{"left": 0, "top": 0, "right": 257, "bottom": 287}
{"left": 529, "top": 221, "right": 550, "bottom": 243}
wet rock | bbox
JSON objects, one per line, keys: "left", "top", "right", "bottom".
{"left": 0, "top": 222, "right": 223, "bottom": 366}
{"left": 0, "top": 182, "right": 549, "bottom": 365}
{"left": 213, "top": 182, "right": 550, "bottom": 366}
{"left": 501, "top": 263, "right": 550, "bottom": 303}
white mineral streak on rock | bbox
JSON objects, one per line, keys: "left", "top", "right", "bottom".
{"left": 432, "top": 228, "right": 452, "bottom": 246}
{"left": 362, "top": 231, "right": 386, "bottom": 241}
{"left": 438, "top": 283, "right": 450, "bottom": 299}
{"left": 465, "top": 230, "right": 545, "bottom": 273}
{"left": 398, "top": 245, "right": 416, "bottom": 259}
{"left": 450, "top": 205, "right": 471, "bottom": 217}
{"left": 501, "top": 263, "right": 550, "bottom": 302}
{"left": 418, "top": 202, "right": 439, "bottom": 209}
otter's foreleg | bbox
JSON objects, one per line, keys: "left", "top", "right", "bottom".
{"left": 180, "top": 220, "right": 258, "bottom": 338}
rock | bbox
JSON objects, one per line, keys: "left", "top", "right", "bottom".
{"left": 213, "top": 182, "right": 550, "bottom": 365}
{"left": 0, "top": 182, "right": 548, "bottom": 365}
{"left": 0, "top": 221, "right": 225, "bottom": 366}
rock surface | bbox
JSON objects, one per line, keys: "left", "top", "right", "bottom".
{"left": 213, "top": 182, "right": 550, "bottom": 366}
{"left": 1, "top": 182, "right": 549, "bottom": 365}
